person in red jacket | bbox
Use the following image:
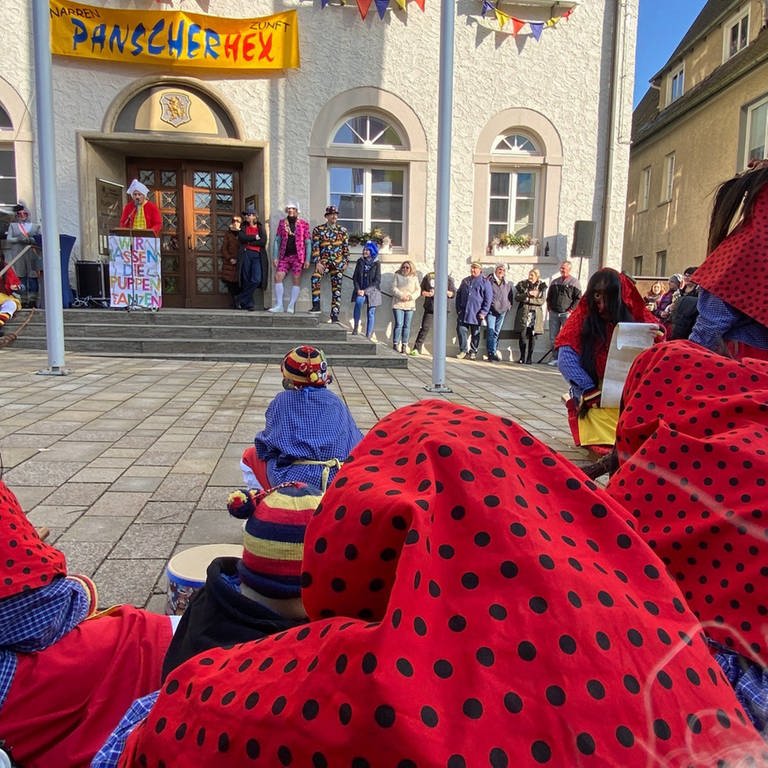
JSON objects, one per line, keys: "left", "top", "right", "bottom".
{"left": 119, "top": 179, "right": 162, "bottom": 236}
{"left": 0, "top": 255, "right": 22, "bottom": 334}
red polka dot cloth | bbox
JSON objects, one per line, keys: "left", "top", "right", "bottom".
{"left": 692, "top": 182, "right": 768, "bottom": 328}
{"left": 119, "top": 400, "right": 766, "bottom": 767}
{"left": 607, "top": 340, "right": 768, "bottom": 663}
{"left": 0, "top": 481, "right": 66, "bottom": 598}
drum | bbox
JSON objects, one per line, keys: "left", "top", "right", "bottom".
{"left": 165, "top": 543, "right": 242, "bottom": 616}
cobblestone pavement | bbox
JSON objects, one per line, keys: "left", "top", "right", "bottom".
{"left": 0, "top": 347, "right": 590, "bottom": 612}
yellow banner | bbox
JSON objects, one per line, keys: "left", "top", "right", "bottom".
{"left": 50, "top": 0, "right": 300, "bottom": 71}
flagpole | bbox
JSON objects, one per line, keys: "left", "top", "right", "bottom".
{"left": 426, "top": 0, "right": 454, "bottom": 393}
{"left": 32, "top": 0, "right": 67, "bottom": 375}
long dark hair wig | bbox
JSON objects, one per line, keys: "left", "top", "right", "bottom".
{"left": 707, "top": 165, "right": 768, "bottom": 254}
{"left": 579, "top": 268, "right": 634, "bottom": 384}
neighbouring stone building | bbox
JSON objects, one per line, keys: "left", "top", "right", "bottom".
{"left": 624, "top": 0, "right": 768, "bottom": 281}
{"left": 1, "top": 0, "right": 636, "bottom": 317}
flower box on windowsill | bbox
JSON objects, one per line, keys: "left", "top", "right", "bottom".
{"left": 491, "top": 244, "right": 537, "bottom": 261}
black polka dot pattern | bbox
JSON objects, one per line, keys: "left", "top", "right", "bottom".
{"left": 124, "top": 400, "right": 767, "bottom": 766}
{"left": 608, "top": 341, "right": 768, "bottom": 662}
{"left": 0, "top": 481, "right": 67, "bottom": 598}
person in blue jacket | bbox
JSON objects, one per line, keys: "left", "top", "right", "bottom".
{"left": 455, "top": 262, "right": 493, "bottom": 360}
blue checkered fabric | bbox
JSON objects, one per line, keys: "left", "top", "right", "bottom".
{"left": 91, "top": 691, "right": 160, "bottom": 767}
{"left": 0, "top": 576, "right": 91, "bottom": 707}
{"left": 710, "top": 637, "right": 768, "bottom": 734}
{"left": 689, "top": 290, "right": 768, "bottom": 351}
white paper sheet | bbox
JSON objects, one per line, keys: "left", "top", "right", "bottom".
{"left": 601, "top": 323, "right": 657, "bottom": 408}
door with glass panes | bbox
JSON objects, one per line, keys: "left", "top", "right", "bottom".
{"left": 126, "top": 161, "right": 242, "bottom": 308}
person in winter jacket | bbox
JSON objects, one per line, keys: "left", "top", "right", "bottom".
{"left": 455, "top": 262, "right": 493, "bottom": 360}
{"left": 351, "top": 241, "right": 382, "bottom": 338}
{"left": 485, "top": 264, "right": 513, "bottom": 362}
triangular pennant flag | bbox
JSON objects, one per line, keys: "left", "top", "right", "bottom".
{"left": 546, "top": 17, "right": 558, "bottom": 27}
{"left": 374, "top": 0, "right": 389, "bottom": 17}
{"left": 412, "top": 0, "right": 425, "bottom": 11}
{"left": 357, "top": 0, "right": 372, "bottom": 18}
{"left": 511, "top": 17, "right": 524, "bottom": 35}
{"left": 530, "top": 21, "right": 543, "bottom": 40}
{"left": 393, "top": 0, "right": 407, "bottom": 10}
{"left": 563, "top": 8, "right": 573, "bottom": 19}
{"left": 321, "top": 0, "right": 331, "bottom": 8}
{"left": 494, "top": 8, "right": 509, "bottom": 29}
{"left": 481, "top": 0, "right": 494, "bottom": 17}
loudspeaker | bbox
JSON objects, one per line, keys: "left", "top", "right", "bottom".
{"left": 571, "top": 220, "right": 596, "bottom": 258}
{"left": 75, "top": 261, "right": 109, "bottom": 299}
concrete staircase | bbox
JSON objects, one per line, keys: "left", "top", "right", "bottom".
{"left": 7, "top": 308, "right": 408, "bottom": 368}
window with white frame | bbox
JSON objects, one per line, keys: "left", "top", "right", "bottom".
{"left": 745, "top": 96, "right": 768, "bottom": 166}
{"left": 488, "top": 132, "right": 540, "bottom": 243}
{"left": 328, "top": 114, "right": 405, "bottom": 246}
{"left": 639, "top": 166, "right": 651, "bottom": 211}
{"left": 0, "top": 104, "right": 16, "bottom": 213}
{"left": 723, "top": 7, "right": 749, "bottom": 61}
{"left": 667, "top": 66, "right": 684, "bottom": 105}
{"left": 661, "top": 152, "right": 675, "bottom": 202}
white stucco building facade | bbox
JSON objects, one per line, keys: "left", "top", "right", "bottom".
{"left": 0, "top": 0, "right": 637, "bottom": 312}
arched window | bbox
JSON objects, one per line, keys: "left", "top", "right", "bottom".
{"left": 488, "top": 131, "right": 544, "bottom": 243}
{"left": 0, "top": 104, "right": 17, "bottom": 217}
{"left": 328, "top": 113, "right": 406, "bottom": 246}
{"left": 492, "top": 133, "right": 538, "bottom": 154}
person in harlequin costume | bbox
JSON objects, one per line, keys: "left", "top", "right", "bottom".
{"left": 119, "top": 179, "right": 162, "bottom": 236}
{"left": 240, "top": 345, "right": 363, "bottom": 492}
{"left": 0, "top": 255, "right": 22, "bottom": 335}
{"left": 605, "top": 339, "right": 768, "bottom": 732}
{"left": 117, "top": 400, "right": 767, "bottom": 767}
{"left": 310, "top": 205, "right": 350, "bottom": 323}
{"left": 0, "top": 481, "right": 172, "bottom": 768}
{"left": 689, "top": 159, "right": 768, "bottom": 360}
{"left": 268, "top": 202, "right": 311, "bottom": 314}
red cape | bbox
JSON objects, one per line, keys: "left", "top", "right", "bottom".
{"left": 120, "top": 400, "right": 765, "bottom": 767}
{"left": 607, "top": 340, "right": 768, "bottom": 663}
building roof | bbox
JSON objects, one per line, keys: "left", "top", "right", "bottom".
{"left": 632, "top": 22, "right": 768, "bottom": 147}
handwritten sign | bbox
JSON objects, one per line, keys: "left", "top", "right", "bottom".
{"left": 108, "top": 232, "right": 162, "bottom": 309}
{"left": 50, "top": 1, "right": 300, "bottom": 72}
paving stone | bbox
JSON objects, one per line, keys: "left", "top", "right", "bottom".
{"left": 85, "top": 491, "right": 153, "bottom": 517}
{"left": 152, "top": 473, "right": 208, "bottom": 502}
{"left": 111, "top": 523, "right": 184, "bottom": 559}
{"left": 7, "top": 484, "right": 57, "bottom": 510}
{"left": 38, "top": 483, "right": 110, "bottom": 506}
{"left": 27, "top": 504, "right": 86, "bottom": 529}
{"left": 109, "top": 475, "right": 165, "bottom": 492}
{"left": 54, "top": 540, "right": 112, "bottom": 577}
{"left": 93, "top": 558, "right": 168, "bottom": 608}
{"left": 58, "top": 515, "right": 133, "bottom": 543}
{"left": 137, "top": 501, "right": 195, "bottom": 524}
{"left": 180, "top": 509, "right": 243, "bottom": 545}
{"left": 4, "top": 460, "right": 86, "bottom": 486}
{"left": 68, "top": 466, "right": 125, "bottom": 483}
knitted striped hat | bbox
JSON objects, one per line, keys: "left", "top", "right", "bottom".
{"left": 280, "top": 345, "right": 332, "bottom": 388}
{"left": 227, "top": 483, "right": 320, "bottom": 599}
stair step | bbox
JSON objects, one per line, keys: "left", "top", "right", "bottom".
{"left": 7, "top": 308, "right": 408, "bottom": 367}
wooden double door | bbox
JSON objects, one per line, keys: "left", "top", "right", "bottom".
{"left": 126, "top": 159, "right": 243, "bottom": 308}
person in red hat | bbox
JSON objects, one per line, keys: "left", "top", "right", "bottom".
{"left": 116, "top": 398, "right": 768, "bottom": 767}
{"left": 240, "top": 345, "right": 363, "bottom": 493}
{"left": 0, "top": 481, "right": 173, "bottom": 768}
{"left": 689, "top": 159, "right": 768, "bottom": 359}
{"left": 310, "top": 205, "right": 350, "bottom": 323}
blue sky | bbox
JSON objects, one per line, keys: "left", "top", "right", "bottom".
{"left": 634, "top": 0, "right": 708, "bottom": 105}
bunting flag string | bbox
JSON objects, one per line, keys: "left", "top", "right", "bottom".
{"left": 478, "top": 3, "right": 574, "bottom": 40}
{"left": 320, "top": 0, "right": 426, "bottom": 18}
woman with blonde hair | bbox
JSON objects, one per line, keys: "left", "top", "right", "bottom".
{"left": 512, "top": 267, "right": 547, "bottom": 364}
{"left": 391, "top": 260, "right": 419, "bottom": 353}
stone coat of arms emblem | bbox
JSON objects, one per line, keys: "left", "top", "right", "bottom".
{"left": 159, "top": 93, "right": 192, "bottom": 128}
